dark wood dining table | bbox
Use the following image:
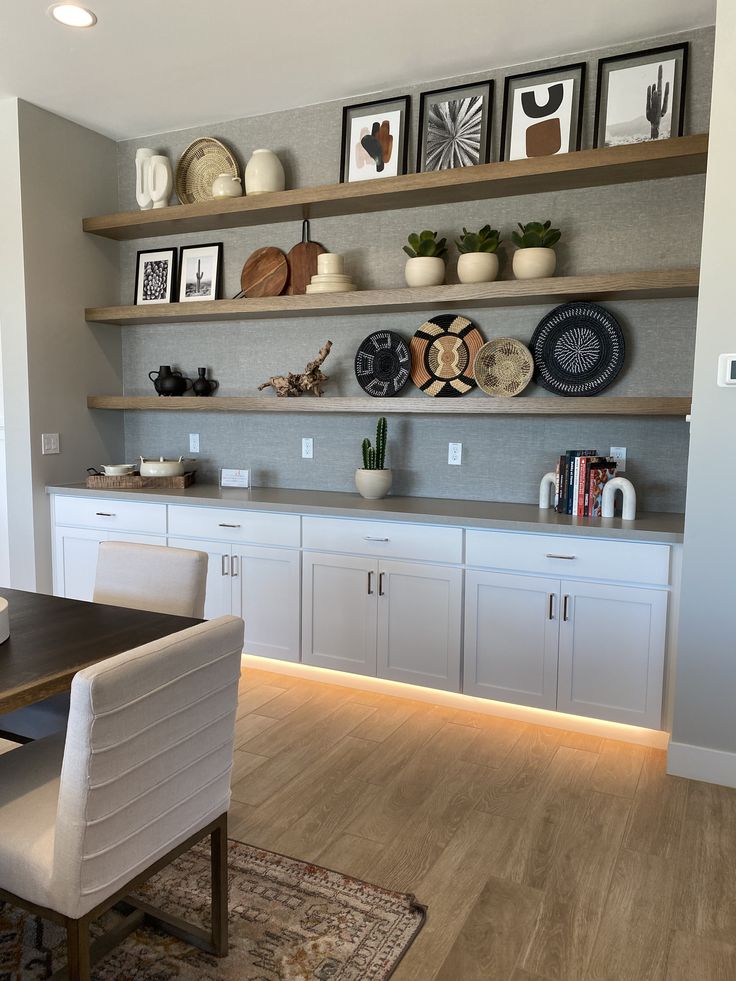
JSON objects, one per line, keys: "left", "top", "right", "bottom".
{"left": 0, "top": 588, "right": 201, "bottom": 714}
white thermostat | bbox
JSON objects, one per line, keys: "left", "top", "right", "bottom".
{"left": 717, "top": 353, "right": 736, "bottom": 387}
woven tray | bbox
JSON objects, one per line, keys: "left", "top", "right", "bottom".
{"left": 175, "top": 138, "right": 239, "bottom": 204}
{"left": 86, "top": 472, "right": 196, "bottom": 490}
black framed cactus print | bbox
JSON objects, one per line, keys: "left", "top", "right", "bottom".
{"left": 594, "top": 43, "right": 688, "bottom": 148}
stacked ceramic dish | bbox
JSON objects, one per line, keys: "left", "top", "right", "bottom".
{"left": 305, "top": 253, "right": 356, "bottom": 294}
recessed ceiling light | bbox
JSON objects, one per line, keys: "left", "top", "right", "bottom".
{"left": 48, "top": 3, "right": 97, "bottom": 28}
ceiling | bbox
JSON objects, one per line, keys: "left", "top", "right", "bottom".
{"left": 0, "top": 0, "right": 716, "bottom": 141}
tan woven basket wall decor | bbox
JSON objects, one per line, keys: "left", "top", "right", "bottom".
{"left": 474, "top": 337, "right": 534, "bottom": 397}
{"left": 175, "top": 138, "right": 240, "bottom": 204}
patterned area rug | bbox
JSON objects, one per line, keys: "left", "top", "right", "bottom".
{"left": 0, "top": 840, "right": 425, "bottom": 980}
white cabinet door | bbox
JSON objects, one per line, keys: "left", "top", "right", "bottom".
{"left": 54, "top": 526, "right": 108, "bottom": 600}
{"left": 302, "top": 552, "right": 378, "bottom": 676}
{"left": 167, "top": 536, "right": 232, "bottom": 620}
{"left": 376, "top": 560, "right": 462, "bottom": 692}
{"left": 557, "top": 580, "right": 667, "bottom": 728}
{"left": 232, "top": 545, "right": 301, "bottom": 662}
{"left": 463, "top": 570, "right": 560, "bottom": 710}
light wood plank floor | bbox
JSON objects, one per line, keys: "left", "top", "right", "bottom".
{"left": 230, "top": 666, "right": 736, "bottom": 981}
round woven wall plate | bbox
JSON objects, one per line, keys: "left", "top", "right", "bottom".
{"left": 410, "top": 314, "right": 485, "bottom": 397}
{"left": 474, "top": 338, "right": 534, "bottom": 397}
{"left": 175, "top": 138, "right": 239, "bottom": 204}
{"left": 530, "top": 301, "right": 625, "bottom": 396}
{"left": 355, "top": 331, "right": 411, "bottom": 397}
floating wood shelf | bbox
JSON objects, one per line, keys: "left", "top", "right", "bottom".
{"left": 86, "top": 269, "right": 700, "bottom": 326}
{"left": 86, "top": 396, "right": 692, "bottom": 416}
{"left": 83, "top": 135, "right": 708, "bottom": 241}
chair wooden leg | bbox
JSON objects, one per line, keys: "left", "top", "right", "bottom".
{"left": 211, "top": 813, "right": 229, "bottom": 957}
{"left": 65, "top": 917, "right": 91, "bottom": 981}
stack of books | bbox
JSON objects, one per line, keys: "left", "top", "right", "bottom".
{"left": 554, "top": 450, "right": 617, "bottom": 517}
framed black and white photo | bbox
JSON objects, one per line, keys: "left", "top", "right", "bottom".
{"left": 134, "top": 248, "right": 177, "bottom": 305}
{"left": 178, "top": 243, "right": 223, "bottom": 302}
{"left": 416, "top": 80, "right": 493, "bottom": 173}
{"left": 594, "top": 43, "right": 688, "bottom": 148}
{"left": 501, "top": 63, "right": 586, "bottom": 162}
{"left": 340, "top": 96, "right": 409, "bottom": 183}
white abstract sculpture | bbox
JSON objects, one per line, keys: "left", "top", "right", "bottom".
{"left": 135, "top": 147, "right": 155, "bottom": 210}
{"left": 539, "top": 472, "right": 557, "bottom": 509}
{"left": 149, "top": 154, "right": 173, "bottom": 209}
{"left": 602, "top": 476, "right": 637, "bottom": 520}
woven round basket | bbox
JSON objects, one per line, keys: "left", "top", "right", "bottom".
{"left": 175, "top": 138, "right": 239, "bottom": 205}
{"left": 474, "top": 338, "right": 534, "bottom": 397}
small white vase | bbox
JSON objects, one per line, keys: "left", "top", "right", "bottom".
{"left": 244, "top": 149, "right": 285, "bottom": 194}
{"left": 355, "top": 469, "right": 393, "bottom": 500}
{"left": 135, "top": 147, "right": 155, "bottom": 210}
{"left": 457, "top": 252, "right": 499, "bottom": 284}
{"left": 212, "top": 173, "right": 243, "bottom": 198}
{"left": 512, "top": 247, "right": 557, "bottom": 280}
{"left": 404, "top": 256, "right": 445, "bottom": 288}
{"left": 148, "top": 154, "right": 173, "bottom": 209}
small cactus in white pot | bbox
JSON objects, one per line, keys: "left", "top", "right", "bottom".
{"left": 456, "top": 225, "right": 501, "bottom": 283}
{"left": 511, "top": 220, "right": 561, "bottom": 279}
{"left": 403, "top": 230, "right": 447, "bottom": 287}
{"left": 355, "top": 417, "right": 392, "bottom": 499}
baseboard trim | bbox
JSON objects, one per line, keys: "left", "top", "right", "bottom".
{"left": 243, "top": 654, "right": 669, "bottom": 749}
{"left": 667, "top": 740, "right": 736, "bottom": 788}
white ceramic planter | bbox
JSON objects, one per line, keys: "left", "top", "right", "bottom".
{"left": 457, "top": 252, "right": 499, "bottom": 284}
{"left": 244, "top": 149, "right": 286, "bottom": 194}
{"left": 404, "top": 256, "right": 445, "bottom": 288}
{"left": 212, "top": 173, "right": 243, "bottom": 198}
{"left": 355, "top": 468, "right": 393, "bottom": 500}
{"left": 512, "top": 247, "right": 557, "bottom": 280}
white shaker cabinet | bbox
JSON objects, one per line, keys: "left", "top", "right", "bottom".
{"left": 54, "top": 527, "right": 166, "bottom": 601}
{"left": 232, "top": 545, "right": 301, "bottom": 662}
{"left": 166, "top": 536, "right": 232, "bottom": 621}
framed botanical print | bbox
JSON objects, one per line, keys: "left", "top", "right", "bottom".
{"left": 501, "top": 63, "right": 586, "bottom": 161}
{"left": 594, "top": 42, "right": 688, "bottom": 148}
{"left": 416, "top": 80, "right": 493, "bottom": 172}
{"left": 340, "top": 96, "right": 410, "bottom": 183}
{"left": 134, "top": 248, "right": 177, "bottom": 305}
{"left": 177, "top": 243, "right": 223, "bottom": 302}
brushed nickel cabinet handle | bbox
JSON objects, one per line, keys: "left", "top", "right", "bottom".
{"left": 563, "top": 595, "right": 571, "bottom": 621}
{"left": 379, "top": 572, "right": 386, "bottom": 596}
{"left": 95, "top": 512, "right": 115, "bottom": 517}
{"left": 221, "top": 554, "right": 229, "bottom": 576}
{"left": 367, "top": 570, "right": 374, "bottom": 595}
{"left": 364, "top": 536, "right": 390, "bottom": 542}
{"left": 231, "top": 555, "right": 239, "bottom": 577}
{"left": 219, "top": 523, "right": 241, "bottom": 528}
{"left": 548, "top": 593, "right": 555, "bottom": 620}
{"left": 546, "top": 553, "right": 576, "bottom": 560}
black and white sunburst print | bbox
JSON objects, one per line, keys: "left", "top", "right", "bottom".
{"left": 425, "top": 96, "right": 483, "bottom": 170}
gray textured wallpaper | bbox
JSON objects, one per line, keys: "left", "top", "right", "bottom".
{"left": 114, "top": 27, "right": 714, "bottom": 513}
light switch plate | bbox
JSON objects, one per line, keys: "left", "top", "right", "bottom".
{"left": 189, "top": 433, "right": 200, "bottom": 453}
{"left": 448, "top": 442, "right": 462, "bottom": 466}
{"left": 717, "top": 353, "right": 736, "bottom": 386}
{"left": 302, "top": 438, "right": 314, "bottom": 459}
{"left": 610, "top": 446, "right": 627, "bottom": 473}
{"left": 41, "top": 433, "right": 60, "bottom": 455}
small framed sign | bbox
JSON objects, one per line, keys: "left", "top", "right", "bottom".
{"left": 220, "top": 468, "right": 250, "bottom": 488}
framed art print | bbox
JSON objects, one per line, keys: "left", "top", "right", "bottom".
{"left": 134, "top": 248, "right": 177, "bottom": 305}
{"left": 178, "top": 243, "right": 223, "bottom": 302}
{"left": 416, "top": 80, "right": 493, "bottom": 173}
{"left": 594, "top": 42, "right": 688, "bottom": 148}
{"left": 340, "top": 96, "right": 410, "bottom": 183}
{"left": 501, "top": 63, "right": 586, "bottom": 161}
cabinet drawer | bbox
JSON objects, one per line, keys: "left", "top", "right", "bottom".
{"left": 168, "top": 505, "right": 300, "bottom": 547}
{"left": 302, "top": 516, "right": 463, "bottom": 564}
{"left": 53, "top": 495, "right": 166, "bottom": 535}
{"left": 466, "top": 529, "right": 669, "bottom": 586}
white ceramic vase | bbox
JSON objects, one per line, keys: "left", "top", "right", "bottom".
{"left": 404, "top": 256, "right": 445, "bottom": 288}
{"left": 135, "top": 147, "right": 155, "bottom": 210}
{"left": 457, "top": 252, "right": 499, "bottom": 284}
{"left": 148, "top": 154, "right": 173, "bottom": 209}
{"left": 212, "top": 173, "right": 243, "bottom": 198}
{"left": 244, "top": 149, "right": 285, "bottom": 194}
{"left": 355, "top": 468, "right": 393, "bottom": 500}
{"left": 512, "top": 247, "right": 557, "bottom": 280}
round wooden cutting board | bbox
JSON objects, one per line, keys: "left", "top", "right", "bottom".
{"left": 240, "top": 247, "right": 288, "bottom": 297}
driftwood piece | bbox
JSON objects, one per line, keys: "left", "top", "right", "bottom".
{"left": 258, "top": 340, "right": 333, "bottom": 397}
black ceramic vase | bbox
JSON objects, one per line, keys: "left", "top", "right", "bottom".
{"left": 192, "top": 367, "right": 219, "bottom": 397}
{"left": 148, "top": 365, "right": 191, "bottom": 397}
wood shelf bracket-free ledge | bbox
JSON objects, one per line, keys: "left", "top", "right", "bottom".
{"left": 86, "top": 396, "right": 693, "bottom": 417}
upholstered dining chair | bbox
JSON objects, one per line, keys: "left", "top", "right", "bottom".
{"left": 0, "top": 540, "right": 209, "bottom": 743}
{"left": 0, "top": 614, "right": 244, "bottom": 981}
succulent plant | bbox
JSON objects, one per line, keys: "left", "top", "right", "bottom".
{"left": 403, "top": 230, "right": 448, "bottom": 260}
{"left": 361, "top": 417, "right": 388, "bottom": 470}
{"left": 456, "top": 225, "right": 501, "bottom": 254}
{"left": 511, "top": 220, "right": 561, "bottom": 250}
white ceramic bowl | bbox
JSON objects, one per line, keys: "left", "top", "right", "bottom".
{"left": 100, "top": 463, "right": 136, "bottom": 476}
{"left": 139, "top": 456, "right": 186, "bottom": 477}
{"left": 0, "top": 597, "right": 9, "bottom": 644}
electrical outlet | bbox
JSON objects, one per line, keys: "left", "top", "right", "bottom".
{"left": 610, "top": 446, "right": 627, "bottom": 473}
{"left": 302, "top": 437, "right": 314, "bottom": 459}
{"left": 189, "top": 433, "right": 200, "bottom": 453}
{"left": 41, "top": 433, "right": 60, "bottom": 455}
{"left": 448, "top": 442, "right": 462, "bottom": 466}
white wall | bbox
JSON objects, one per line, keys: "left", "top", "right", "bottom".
{"left": 669, "top": 1, "right": 736, "bottom": 786}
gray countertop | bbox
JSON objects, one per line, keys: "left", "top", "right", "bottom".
{"left": 46, "top": 483, "right": 685, "bottom": 543}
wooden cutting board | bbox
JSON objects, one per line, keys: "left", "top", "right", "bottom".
{"left": 240, "top": 247, "right": 288, "bottom": 297}
{"left": 286, "top": 220, "right": 326, "bottom": 295}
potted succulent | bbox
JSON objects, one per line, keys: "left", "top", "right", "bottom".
{"left": 355, "top": 417, "right": 392, "bottom": 500}
{"left": 511, "top": 220, "right": 561, "bottom": 279}
{"left": 456, "top": 225, "right": 502, "bottom": 284}
{"left": 403, "top": 230, "right": 447, "bottom": 287}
